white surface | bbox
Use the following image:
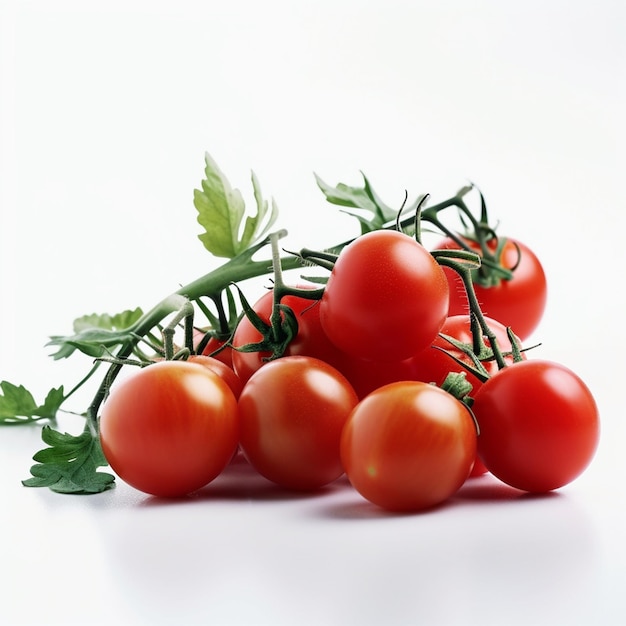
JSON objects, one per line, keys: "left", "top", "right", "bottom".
{"left": 1, "top": 1, "right": 625, "bottom": 625}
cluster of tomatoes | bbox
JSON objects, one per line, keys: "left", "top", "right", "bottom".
{"left": 99, "top": 227, "right": 600, "bottom": 512}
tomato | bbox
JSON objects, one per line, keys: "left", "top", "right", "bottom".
{"left": 237, "top": 355, "right": 359, "bottom": 490}
{"left": 100, "top": 361, "right": 239, "bottom": 497}
{"left": 411, "top": 314, "right": 525, "bottom": 392}
{"left": 472, "top": 360, "right": 600, "bottom": 493}
{"left": 435, "top": 236, "right": 547, "bottom": 341}
{"left": 333, "top": 353, "right": 425, "bottom": 400}
{"left": 341, "top": 381, "right": 477, "bottom": 511}
{"left": 200, "top": 335, "right": 234, "bottom": 367}
{"left": 231, "top": 288, "right": 345, "bottom": 383}
{"left": 407, "top": 313, "right": 521, "bottom": 480}
{"left": 187, "top": 354, "right": 243, "bottom": 399}
{"left": 320, "top": 230, "right": 449, "bottom": 362}
{"left": 468, "top": 455, "right": 489, "bottom": 477}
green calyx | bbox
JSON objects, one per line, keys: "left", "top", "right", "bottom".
{"left": 231, "top": 231, "right": 325, "bottom": 364}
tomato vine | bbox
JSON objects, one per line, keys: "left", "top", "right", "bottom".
{"left": 1, "top": 153, "right": 578, "bottom": 499}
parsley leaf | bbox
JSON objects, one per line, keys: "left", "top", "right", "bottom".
{"left": 47, "top": 307, "right": 144, "bottom": 360}
{"left": 72, "top": 308, "right": 144, "bottom": 333}
{"left": 22, "top": 425, "right": 115, "bottom": 494}
{"left": 194, "top": 151, "right": 279, "bottom": 258}
{"left": 0, "top": 382, "right": 65, "bottom": 424}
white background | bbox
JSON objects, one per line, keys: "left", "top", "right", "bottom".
{"left": 1, "top": 1, "right": 625, "bottom": 625}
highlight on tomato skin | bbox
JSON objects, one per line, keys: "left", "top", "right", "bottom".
{"left": 472, "top": 359, "right": 600, "bottom": 493}
{"left": 340, "top": 381, "right": 477, "bottom": 512}
{"left": 187, "top": 354, "right": 244, "bottom": 399}
{"left": 99, "top": 360, "right": 239, "bottom": 498}
{"left": 320, "top": 230, "right": 450, "bottom": 363}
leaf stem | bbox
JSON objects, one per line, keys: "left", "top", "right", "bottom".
{"left": 83, "top": 234, "right": 308, "bottom": 430}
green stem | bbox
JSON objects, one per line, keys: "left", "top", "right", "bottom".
{"left": 268, "top": 231, "right": 288, "bottom": 344}
{"left": 162, "top": 300, "right": 195, "bottom": 360}
{"left": 85, "top": 234, "right": 305, "bottom": 431}
{"left": 62, "top": 362, "right": 102, "bottom": 404}
{"left": 432, "top": 250, "right": 507, "bottom": 371}
{"left": 81, "top": 185, "right": 508, "bottom": 431}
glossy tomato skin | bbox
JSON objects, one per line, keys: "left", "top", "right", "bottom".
{"left": 231, "top": 288, "right": 345, "bottom": 383}
{"left": 412, "top": 314, "right": 525, "bottom": 391}
{"left": 468, "top": 456, "right": 489, "bottom": 477}
{"left": 341, "top": 381, "right": 477, "bottom": 511}
{"left": 333, "top": 352, "right": 426, "bottom": 400}
{"left": 436, "top": 236, "right": 547, "bottom": 341}
{"left": 196, "top": 331, "right": 234, "bottom": 367}
{"left": 411, "top": 314, "right": 525, "bottom": 480}
{"left": 321, "top": 230, "right": 449, "bottom": 362}
{"left": 100, "top": 361, "right": 239, "bottom": 498}
{"left": 238, "top": 356, "right": 359, "bottom": 490}
{"left": 187, "top": 354, "right": 244, "bottom": 399}
{"left": 472, "top": 360, "right": 600, "bottom": 493}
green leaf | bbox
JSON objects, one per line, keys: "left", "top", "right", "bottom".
{"left": 47, "top": 308, "right": 144, "bottom": 360}
{"left": 314, "top": 171, "right": 404, "bottom": 234}
{"left": 22, "top": 425, "right": 115, "bottom": 494}
{"left": 72, "top": 308, "right": 143, "bottom": 333}
{"left": 194, "top": 152, "right": 279, "bottom": 258}
{"left": 0, "top": 382, "right": 65, "bottom": 424}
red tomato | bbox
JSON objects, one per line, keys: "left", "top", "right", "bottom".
{"left": 321, "top": 230, "right": 449, "bottom": 362}
{"left": 436, "top": 236, "right": 547, "bottom": 341}
{"left": 238, "top": 356, "right": 359, "bottom": 490}
{"left": 231, "top": 288, "right": 345, "bottom": 383}
{"left": 335, "top": 314, "right": 523, "bottom": 405}
{"left": 468, "top": 456, "right": 489, "bottom": 477}
{"left": 341, "top": 381, "right": 477, "bottom": 511}
{"left": 100, "top": 361, "right": 239, "bottom": 497}
{"left": 200, "top": 335, "right": 234, "bottom": 368}
{"left": 412, "top": 314, "right": 525, "bottom": 391}
{"left": 472, "top": 360, "right": 600, "bottom": 492}
{"left": 411, "top": 314, "right": 525, "bottom": 480}
{"left": 333, "top": 352, "right": 425, "bottom": 400}
{"left": 187, "top": 354, "right": 243, "bottom": 399}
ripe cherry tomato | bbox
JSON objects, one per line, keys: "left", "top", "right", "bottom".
{"left": 435, "top": 236, "right": 547, "bottom": 341}
{"left": 238, "top": 355, "right": 359, "bottom": 490}
{"left": 412, "top": 314, "right": 525, "bottom": 392}
{"left": 472, "top": 360, "right": 600, "bottom": 493}
{"left": 341, "top": 381, "right": 477, "bottom": 511}
{"left": 231, "top": 287, "right": 345, "bottom": 383}
{"left": 100, "top": 361, "right": 239, "bottom": 497}
{"left": 200, "top": 335, "right": 234, "bottom": 367}
{"left": 187, "top": 354, "right": 243, "bottom": 399}
{"left": 321, "top": 230, "right": 449, "bottom": 362}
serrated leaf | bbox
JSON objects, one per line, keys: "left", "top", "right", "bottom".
{"left": 22, "top": 425, "right": 115, "bottom": 494}
{"left": 47, "top": 308, "right": 143, "bottom": 360}
{"left": 47, "top": 328, "right": 137, "bottom": 360}
{"left": 194, "top": 153, "right": 279, "bottom": 258}
{"left": 314, "top": 171, "right": 401, "bottom": 233}
{"left": 72, "top": 308, "right": 143, "bottom": 333}
{"left": 0, "top": 381, "right": 65, "bottom": 424}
